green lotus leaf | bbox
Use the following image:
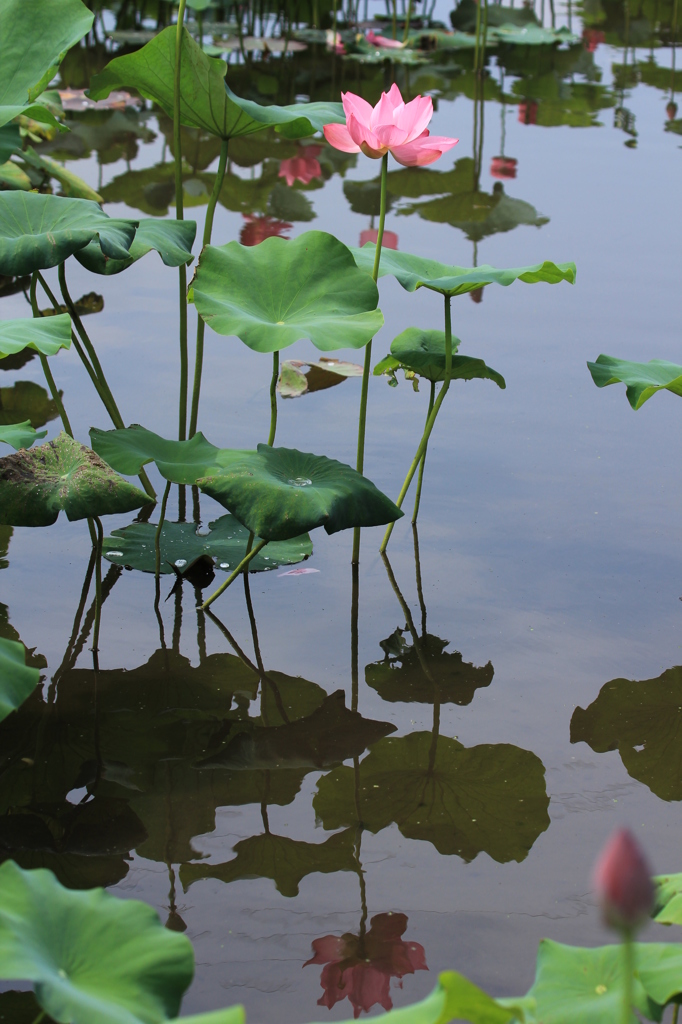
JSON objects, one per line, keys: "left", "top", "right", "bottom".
{"left": 0, "top": 314, "right": 72, "bottom": 359}
{"left": 192, "top": 231, "right": 383, "bottom": 354}
{"left": 20, "top": 146, "right": 103, "bottom": 203}
{"left": 0, "top": 0, "right": 93, "bottom": 130}
{"left": 0, "top": 381, "right": 60, "bottom": 428}
{"left": 0, "top": 861, "right": 194, "bottom": 1024}
{"left": 0, "top": 159, "right": 32, "bottom": 190}
{"left": 352, "top": 244, "right": 576, "bottom": 297}
{"left": 0, "top": 433, "right": 151, "bottom": 527}
{"left": 0, "top": 420, "right": 47, "bottom": 450}
{"left": 587, "top": 355, "right": 682, "bottom": 410}
{"left": 197, "top": 444, "right": 403, "bottom": 541}
{"left": 177, "top": 1010, "right": 245, "bottom": 1024}
{"left": 74, "top": 219, "right": 197, "bottom": 276}
{"left": 375, "top": 327, "right": 506, "bottom": 386}
{"left": 89, "top": 424, "right": 251, "bottom": 485}
{"left": 224, "top": 86, "right": 345, "bottom": 139}
{"left": 103, "top": 515, "right": 312, "bottom": 575}
{"left": 0, "top": 194, "right": 137, "bottom": 276}
{"left": 653, "top": 873, "right": 682, "bottom": 926}
{"left": 0, "top": 637, "right": 41, "bottom": 724}
{"left": 366, "top": 631, "right": 494, "bottom": 705}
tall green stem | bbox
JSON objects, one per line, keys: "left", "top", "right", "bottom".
{"left": 201, "top": 538, "right": 268, "bottom": 610}
{"left": 352, "top": 152, "right": 388, "bottom": 565}
{"left": 621, "top": 935, "right": 634, "bottom": 1024}
{"left": 155, "top": 480, "right": 172, "bottom": 577}
{"left": 175, "top": 0, "right": 188, "bottom": 441}
{"left": 402, "top": 0, "right": 413, "bottom": 41}
{"left": 412, "top": 378, "right": 435, "bottom": 524}
{"left": 380, "top": 294, "right": 452, "bottom": 553}
{"left": 189, "top": 137, "right": 230, "bottom": 437}
{"left": 29, "top": 273, "right": 73, "bottom": 435}
{"left": 473, "top": 0, "right": 482, "bottom": 71}
{"left": 268, "top": 350, "right": 279, "bottom": 446}
{"left": 92, "top": 516, "right": 104, "bottom": 655}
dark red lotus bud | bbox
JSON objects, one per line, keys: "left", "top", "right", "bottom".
{"left": 593, "top": 828, "right": 654, "bottom": 933}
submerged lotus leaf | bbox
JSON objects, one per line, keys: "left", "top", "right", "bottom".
{"left": 0, "top": 194, "right": 137, "bottom": 276}
{"left": 587, "top": 355, "right": 682, "bottom": 410}
{"left": 0, "top": 421, "right": 47, "bottom": 450}
{"left": 314, "top": 732, "right": 550, "bottom": 863}
{"left": 103, "top": 515, "right": 312, "bottom": 575}
{"left": 193, "top": 231, "right": 383, "bottom": 353}
{"left": 74, "top": 219, "right": 197, "bottom": 275}
{"left": 197, "top": 444, "right": 404, "bottom": 541}
{"left": 351, "top": 244, "right": 576, "bottom": 297}
{"left": 0, "top": 861, "right": 194, "bottom": 1024}
{"left": 0, "top": 0, "right": 93, "bottom": 130}
{"left": 0, "top": 314, "right": 72, "bottom": 359}
{"left": 0, "top": 433, "right": 150, "bottom": 527}
{"left": 375, "top": 328, "right": 506, "bottom": 387}
{"left": 89, "top": 425, "right": 251, "bottom": 485}
{"left": 278, "top": 358, "right": 363, "bottom": 398}
{"left": 366, "top": 632, "right": 494, "bottom": 705}
{"left": 0, "top": 637, "right": 41, "bottom": 723}
{"left": 224, "top": 86, "right": 345, "bottom": 139}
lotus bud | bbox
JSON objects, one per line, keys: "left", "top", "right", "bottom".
{"left": 593, "top": 828, "right": 654, "bottom": 934}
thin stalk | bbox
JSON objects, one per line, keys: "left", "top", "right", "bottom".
{"left": 30, "top": 1012, "right": 46, "bottom": 1024}
{"left": 201, "top": 538, "right": 268, "bottom": 610}
{"left": 92, "top": 517, "right": 104, "bottom": 656}
{"left": 412, "top": 522, "right": 427, "bottom": 635}
{"left": 673, "top": 1004, "right": 680, "bottom": 1024}
{"left": 29, "top": 273, "right": 73, "bottom": 434}
{"left": 402, "top": 0, "right": 413, "bottom": 41}
{"left": 352, "top": 152, "right": 388, "bottom": 565}
{"left": 411, "top": 378, "right": 435, "bottom": 524}
{"left": 391, "top": 0, "right": 397, "bottom": 38}
{"left": 36, "top": 270, "right": 100, "bottom": 392}
{"left": 380, "top": 294, "right": 452, "bottom": 552}
{"left": 189, "top": 137, "right": 230, "bottom": 436}
{"left": 268, "top": 350, "right": 279, "bottom": 446}
{"left": 155, "top": 480, "right": 172, "bottom": 577}
{"left": 480, "top": 0, "right": 488, "bottom": 71}
{"left": 351, "top": 561, "right": 359, "bottom": 712}
{"left": 621, "top": 934, "right": 634, "bottom": 1024}
{"left": 473, "top": 0, "right": 482, "bottom": 71}
{"left": 175, "top": 0, "right": 189, "bottom": 440}
{"left": 381, "top": 550, "right": 434, "bottom": 682}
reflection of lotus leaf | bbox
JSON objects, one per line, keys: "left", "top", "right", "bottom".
{"left": 366, "top": 633, "right": 494, "bottom": 705}
{"left": 570, "top": 666, "right": 682, "bottom": 801}
{"left": 0, "top": 637, "right": 40, "bottom": 723}
{"left": 0, "top": 382, "right": 60, "bottom": 428}
{"left": 314, "top": 732, "right": 550, "bottom": 862}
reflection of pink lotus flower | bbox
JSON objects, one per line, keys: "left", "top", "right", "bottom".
{"left": 325, "top": 29, "right": 346, "bottom": 53}
{"left": 367, "top": 29, "right": 406, "bottom": 48}
{"left": 490, "top": 155, "right": 517, "bottom": 179}
{"left": 518, "top": 101, "right": 538, "bottom": 125}
{"left": 359, "top": 228, "right": 398, "bottom": 249}
{"left": 240, "top": 214, "right": 292, "bottom": 246}
{"left": 278, "top": 146, "right": 323, "bottom": 187}
{"left": 324, "top": 83, "right": 458, "bottom": 167}
{"left": 667, "top": 101, "right": 678, "bottom": 120}
{"left": 304, "top": 912, "right": 427, "bottom": 1018}
{"left": 582, "top": 27, "right": 605, "bottom": 51}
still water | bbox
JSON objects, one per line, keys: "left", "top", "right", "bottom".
{"left": 2, "top": 5, "right": 682, "bottom": 1019}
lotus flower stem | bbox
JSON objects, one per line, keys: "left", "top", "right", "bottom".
{"left": 28, "top": 273, "right": 73, "bottom": 435}
{"left": 473, "top": 0, "right": 482, "bottom": 70}
{"left": 268, "top": 350, "right": 279, "bottom": 446}
{"left": 352, "top": 152, "right": 388, "bottom": 565}
{"left": 391, "top": 0, "right": 397, "bottom": 38}
{"left": 411, "top": 379, "right": 436, "bottom": 524}
{"left": 37, "top": 270, "right": 100, "bottom": 386}
{"left": 402, "top": 0, "right": 413, "bottom": 41}
{"left": 621, "top": 934, "right": 634, "bottom": 1024}
{"left": 201, "top": 538, "right": 268, "bottom": 610}
{"left": 30, "top": 1012, "right": 45, "bottom": 1024}
{"left": 155, "top": 480, "right": 172, "bottom": 577}
{"left": 380, "top": 294, "right": 452, "bottom": 552}
{"left": 673, "top": 1004, "right": 679, "bottom": 1024}
{"left": 189, "top": 137, "right": 230, "bottom": 438}
{"left": 175, "top": 0, "right": 189, "bottom": 442}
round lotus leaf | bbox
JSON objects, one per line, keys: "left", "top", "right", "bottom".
{"left": 0, "top": 193, "right": 137, "bottom": 276}
{"left": 74, "top": 219, "right": 197, "bottom": 276}
{"left": 0, "top": 636, "right": 41, "bottom": 723}
{"left": 0, "top": 314, "right": 72, "bottom": 359}
{"left": 0, "top": 860, "right": 194, "bottom": 1024}
{"left": 377, "top": 328, "right": 505, "bottom": 386}
{"left": 198, "top": 445, "right": 403, "bottom": 541}
{"left": 192, "top": 231, "right": 383, "bottom": 354}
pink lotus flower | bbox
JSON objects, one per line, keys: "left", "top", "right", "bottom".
{"left": 366, "top": 29, "right": 406, "bottom": 49}
{"left": 240, "top": 214, "right": 292, "bottom": 246}
{"left": 324, "top": 83, "right": 458, "bottom": 167}
{"left": 278, "top": 145, "right": 323, "bottom": 187}
{"left": 359, "top": 228, "right": 398, "bottom": 249}
{"left": 490, "top": 155, "right": 517, "bottom": 180}
{"left": 593, "top": 828, "right": 654, "bottom": 933}
{"left": 304, "top": 912, "right": 427, "bottom": 1018}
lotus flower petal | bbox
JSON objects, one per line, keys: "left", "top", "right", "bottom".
{"left": 323, "top": 121, "right": 361, "bottom": 153}
{"left": 391, "top": 131, "right": 459, "bottom": 167}
{"left": 396, "top": 94, "right": 433, "bottom": 141}
{"left": 342, "top": 91, "right": 374, "bottom": 125}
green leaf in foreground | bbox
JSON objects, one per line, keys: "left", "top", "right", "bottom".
{"left": 192, "top": 231, "right": 383, "bottom": 353}
{"left": 0, "top": 314, "right": 72, "bottom": 359}
{"left": 0, "top": 861, "right": 194, "bottom": 1024}
{"left": 197, "top": 444, "right": 403, "bottom": 541}
{"left": 0, "top": 193, "right": 137, "bottom": 276}
{"left": 352, "top": 244, "right": 576, "bottom": 297}
{"left": 104, "top": 515, "right": 312, "bottom": 575}
{"left": 375, "top": 327, "right": 505, "bottom": 387}
{"left": 0, "top": 636, "right": 41, "bottom": 723}
{"left": 587, "top": 355, "right": 682, "bottom": 410}
{"left": 224, "top": 86, "right": 345, "bottom": 139}
{"left": 0, "top": 420, "right": 47, "bottom": 450}
{"left": 653, "top": 873, "right": 682, "bottom": 926}
{"left": 74, "top": 218, "right": 197, "bottom": 276}
{"left": 0, "top": 433, "right": 151, "bottom": 526}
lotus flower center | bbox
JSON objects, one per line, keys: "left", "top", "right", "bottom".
{"left": 288, "top": 477, "right": 312, "bottom": 487}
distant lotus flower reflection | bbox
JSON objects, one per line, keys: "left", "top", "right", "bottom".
{"left": 359, "top": 229, "right": 398, "bottom": 250}
{"left": 582, "top": 28, "right": 605, "bottom": 51}
{"left": 326, "top": 29, "right": 346, "bottom": 52}
{"left": 304, "top": 912, "right": 427, "bottom": 1018}
{"left": 366, "top": 29, "right": 406, "bottom": 49}
{"left": 278, "top": 145, "right": 323, "bottom": 187}
{"left": 518, "top": 101, "right": 538, "bottom": 125}
{"left": 490, "top": 156, "right": 517, "bottom": 180}
{"left": 667, "top": 101, "right": 678, "bottom": 120}
{"left": 240, "top": 214, "right": 292, "bottom": 246}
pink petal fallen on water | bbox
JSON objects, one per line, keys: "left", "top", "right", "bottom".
{"left": 278, "top": 568, "right": 320, "bottom": 577}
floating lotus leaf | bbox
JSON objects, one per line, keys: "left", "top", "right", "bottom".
{"left": 0, "top": 421, "right": 47, "bottom": 450}
{"left": 103, "top": 514, "right": 312, "bottom": 575}
{"left": 366, "top": 632, "right": 494, "bottom": 705}
{"left": 0, "top": 861, "right": 194, "bottom": 1024}
{"left": 0, "top": 637, "right": 40, "bottom": 723}
{"left": 192, "top": 231, "right": 383, "bottom": 354}
{"left": 653, "top": 873, "right": 682, "bottom": 926}
{"left": 491, "top": 22, "right": 579, "bottom": 44}
{"left": 0, "top": 194, "right": 137, "bottom": 276}
{"left": 0, "top": 381, "right": 59, "bottom": 428}
{"left": 374, "top": 328, "right": 506, "bottom": 387}
{"left": 197, "top": 444, "right": 403, "bottom": 541}
{"left": 278, "top": 358, "right": 363, "bottom": 398}
{"left": 0, "top": 433, "right": 150, "bottom": 527}
{"left": 74, "top": 219, "right": 197, "bottom": 275}
{"left": 90, "top": 424, "right": 251, "bottom": 484}
{"left": 0, "top": 0, "right": 93, "bottom": 130}
{"left": 351, "top": 244, "right": 576, "bottom": 297}
{"left": 0, "top": 314, "right": 71, "bottom": 359}
{"left": 587, "top": 355, "right": 682, "bottom": 410}
{"left": 224, "top": 86, "right": 345, "bottom": 139}
{"left": 314, "top": 732, "right": 550, "bottom": 863}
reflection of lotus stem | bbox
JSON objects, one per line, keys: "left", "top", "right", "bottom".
{"left": 175, "top": 0, "right": 189, "bottom": 442}
{"left": 92, "top": 516, "right": 104, "bottom": 658}
{"left": 189, "top": 137, "right": 230, "bottom": 437}
{"left": 29, "top": 273, "right": 73, "bottom": 436}
{"left": 352, "top": 152, "right": 389, "bottom": 565}
{"left": 201, "top": 538, "right": 268, "bottom": 610}
{"left": 412, "top": 523, "right": 427, "bottom": 635}
{"left": 155, "top": 480, "right": 172, "bottom": 577}
{"left": 381, "top": 551, "right": 435, "bottom": 683}
{"left": 351, "top": 561, "right": 359, "bottom": 711}
{"left": 268, "top": 350, "right": 279, "bottom": 446}
{"left": 621, "top": 934, "right": 634, "bottom": 1024}
{"left": 411, "top": 379, "right": 435, "bottom": 524}
{"left": 380, "top": 294, "right": 452, "bottom": 552}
